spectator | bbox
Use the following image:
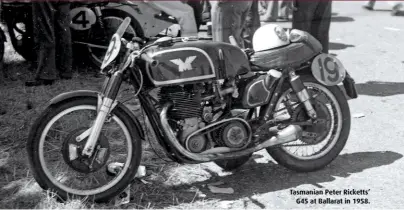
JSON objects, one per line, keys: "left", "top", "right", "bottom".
{"left": 26, "top": 0, "right": 72, "bottom": 87}
{"left": 292, "top": 0, "right": 332, "bottom": 53}
{"left": 363, "top": 0, "right": 402, "bottom": 16}
{"left": 211, "top": 1, "right": 253, "bottom": 48}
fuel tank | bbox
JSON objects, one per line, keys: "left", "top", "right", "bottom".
{"left": 144, "top": 40, "right": 251, "bottom": 86}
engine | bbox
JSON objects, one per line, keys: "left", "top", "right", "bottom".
{"left": 156, "top": 70, "right": 281, "bottom": 153}
{"left": 157, "top": 83, "right": 250, "bottom": 153}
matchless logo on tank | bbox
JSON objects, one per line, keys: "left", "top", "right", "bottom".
{"left": 148, "top": 49, "right": 215, "bottom": 85}
{"left": 170, "top": 56, "right": 197, "bottom": 72}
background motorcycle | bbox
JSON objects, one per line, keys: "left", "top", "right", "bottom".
{"left": 1, "top": 1, "right": 201, "bottom": 68}
{"left": 26, "top": 18, "right": 358, "bottom": 202}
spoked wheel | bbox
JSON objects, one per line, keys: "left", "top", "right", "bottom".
{"left": 266, "top": 75, "right": 351, "bottom": 172}
{"left": 27, "top": 97, "right": 142, "bottom": 202}
{"left": 87, "top": 11, "right": 143, "bottom": 68}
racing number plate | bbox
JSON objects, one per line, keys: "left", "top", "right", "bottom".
{"left": 69, "top": 7, "right": 97, "bottom": 31}
{"left": 101, "top": 33, "right": 121, "bottom": 70}
{"left": 311, "top": 54, "right": 346, "bottom": 86}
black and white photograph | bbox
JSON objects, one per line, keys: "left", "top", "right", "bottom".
{"left": 0, "top": 0, "right": 403, "bottom": 209}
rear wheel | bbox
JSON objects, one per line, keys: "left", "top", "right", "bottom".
{"left": 266, "top": 75, "right": 351, "bottom": 172}
{"left": 27, "top": 97, "right": 142, "bottom": 202}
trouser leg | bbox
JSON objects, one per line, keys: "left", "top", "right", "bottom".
{"left": 244, "top": 0, "right": 260, "bottom": 48}
{"left": 211, "top": 1, "right": 252, "bottom": 47}
{"left": 32, "top": 1, "right": 57, "bottom": 80}
{"left": 367, "top": 0, "right": 376, "bottom": 8}
{"left": 312, "top": 0, "right": 332, "bottom": 53}
{"left": 187, "top": 0, "right": 204, "bottom": 31}
{"left": 54, "top": 2, "right": 72, "bottom": 78}
{"left": 261, "top": 0, "right": 279, "bottom": 21}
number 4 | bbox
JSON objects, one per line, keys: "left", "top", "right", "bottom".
{"left": 72, "top": 11, "right": 90, "bottom": 28}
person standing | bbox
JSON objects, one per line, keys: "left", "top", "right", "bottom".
{"left": 292, "top": 0, "right": 332, "bottom": 53}
{"left": 363, "top": 0, "right": 402, "bottom": 16}
{"left": 211, "top": 1, "right": 253, "bottom": 48}
{"left": 26, "top": 0, "right": 72, "bottom": 87}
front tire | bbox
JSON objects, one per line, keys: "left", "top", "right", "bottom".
{"left": 27, "top": 97, "right": 142, "bottom": 202}
{"left": 267, "top": 75, "right": 351, "bottom": 172}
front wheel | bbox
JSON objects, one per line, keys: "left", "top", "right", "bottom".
{"left": 267, "top": 75, "right": 351, "bottom": 172}
{"left": 27, "top": 97, "right": 142, "bottom": 202}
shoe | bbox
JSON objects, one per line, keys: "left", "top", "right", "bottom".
{"left": 362, "top": 5, "right": 374, "bottom": 10}
{"left": 391, "top": 8, "right": 400, "bottom": 16}
{"left": 25, "top": 79, "right": 54, "bottom": 87}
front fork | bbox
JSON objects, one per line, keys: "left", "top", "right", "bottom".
{"left": 81, "top": 71, "right": 124, "bottom": 157}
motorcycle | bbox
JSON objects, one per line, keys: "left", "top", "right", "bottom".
{"left": 1, "top": 1, "right": 192, "bottom": 68}
{"left": 26, "top": 17, "right": 358, "bottom": 202}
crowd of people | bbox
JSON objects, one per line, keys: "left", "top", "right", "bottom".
{"left": 5, "top": 0, "right": 402, "bottom": 87}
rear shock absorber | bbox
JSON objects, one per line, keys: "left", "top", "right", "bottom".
{"left": 289, "top": 71, "right": 317, "bottom": 119}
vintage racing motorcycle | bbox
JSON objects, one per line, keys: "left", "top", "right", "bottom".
{"left": 1, "top": 1, "right": 189, "bottom": 68}
{"left": 27, "top": 18, "right": 358, "bottom": 202}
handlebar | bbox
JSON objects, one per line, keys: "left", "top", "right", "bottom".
{"left": 140, "top": 53, "right": 159, "bottom": 67}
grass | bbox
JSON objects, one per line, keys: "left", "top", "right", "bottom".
{"left": 0, "top": 23, "right": 254, "bottom": 209}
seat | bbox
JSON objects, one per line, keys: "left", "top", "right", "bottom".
{"left": 250, "top": 34, "right": 323, "bottom": 70}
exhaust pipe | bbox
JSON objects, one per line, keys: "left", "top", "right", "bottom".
{"left": 160, "top": 103, "right": 303, "bottom": 162}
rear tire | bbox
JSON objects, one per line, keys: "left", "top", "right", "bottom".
{"left": 267, "top": 75, "right": 351, "bottom": 172}
{"left": 27, "top": 97, "right": 142, "bottom": 202}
